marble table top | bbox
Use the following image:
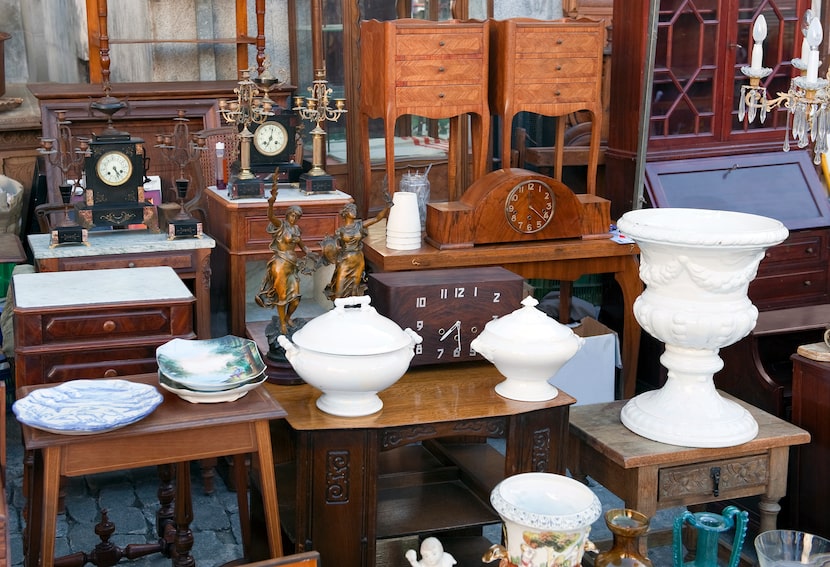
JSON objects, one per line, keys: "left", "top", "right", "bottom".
{"left": 28, "top": 229, "right": 215, "bottom": 260}
{"left": 12, "top": 265, "right": 193, "bottom": 308}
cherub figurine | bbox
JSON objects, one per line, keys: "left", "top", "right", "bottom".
{"left": 405, "top": 537, "right": 457, "bottom": 567}
{"left": 320, "top": 190, "right": 393, "bottom": 301}
{"left": 255, "top": 178, "right": 317, "bottom": 335}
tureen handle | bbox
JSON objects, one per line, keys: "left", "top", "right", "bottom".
{"left": 333, "top": 295, "right": 372, "bottom": 311}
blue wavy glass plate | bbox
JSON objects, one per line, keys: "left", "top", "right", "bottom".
{"left": 156, "top": 335, "right": 266, "bottom": 392}
{"left": 12, "top": 379, "right": 163, "bottom": 435}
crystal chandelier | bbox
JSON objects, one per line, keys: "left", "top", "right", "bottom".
{"left": 739, "top": 9, "right": 828, "bottom": 164}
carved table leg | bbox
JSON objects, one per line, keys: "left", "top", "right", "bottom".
{"left": 172, "top": 461, "right": 195, "bottom": 567}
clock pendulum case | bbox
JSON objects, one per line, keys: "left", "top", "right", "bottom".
{"left": 367, "top": 267, "right": 526, "bottom": 366}
{"left": 78, "top": 128, "right": 160, "bottom": 232}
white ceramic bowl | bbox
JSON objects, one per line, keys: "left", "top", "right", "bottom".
{"left": 278, "top": 296, "right": 422, "bottom": 416}
{"left": 491, "top": 472, "right": 602, "bottom": 567}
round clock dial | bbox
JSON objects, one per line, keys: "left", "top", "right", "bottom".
{"left": 254, "top": 122, "right": 289, "bottom": 156}
{"left": 505, "top": 179, "right": 556, "bottom": 234}
{"left": 96, "top": 150, "right": 133, "bottom": 187}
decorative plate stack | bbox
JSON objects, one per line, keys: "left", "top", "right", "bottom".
{"left": 156, "top": 335, "right": 267, "bottom": 403}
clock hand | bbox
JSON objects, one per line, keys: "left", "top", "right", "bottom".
{"left": 439, "top": 321, "right": 461, "bottom": 341}
{"left": 528, "top": 205, "right": 548, "bottom": 220}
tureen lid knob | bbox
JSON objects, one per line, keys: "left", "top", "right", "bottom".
{"left": 521, "top": 296, "right": 539, "bottom": 309}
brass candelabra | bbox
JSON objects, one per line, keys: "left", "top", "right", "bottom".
{"left": 155, "top": 110, "right": 207, "bottom": 222}
{"left": 293, "top": 67, "right": 346, "bottom": 188}
{"left": 739, "top": 10, "right": 829, "bottom": 164}
{"left": 38, "top": 110, "right": 90, "bottom": 227}
{"left": 218, "top": 69, "right": 274, "bottom": 190}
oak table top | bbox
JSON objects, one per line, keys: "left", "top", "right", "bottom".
{"left": 264, "top": 361, "right": 576, "bottom": 431}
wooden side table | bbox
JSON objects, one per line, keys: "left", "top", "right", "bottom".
{"left": 19, "top": 373, "right": 286, "bottom": 567}
{"left": 567, "top": 397, "right": 811, "bottom": 533}
{"left": 202, "top": 187, "right": 352, "bottom": 336}
{"left": 27, "top": 231, "right": 214, "bottom": 339}
{"left": 266, "top": 363, "right": 575, "bottom": 567}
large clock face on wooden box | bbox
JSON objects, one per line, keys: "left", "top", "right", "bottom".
{"left": 367, "top": 267, "right": 526, "bottom": 366}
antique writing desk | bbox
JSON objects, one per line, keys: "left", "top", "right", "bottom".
{"left": 266, "top": 363, "right": 575, "bottom": 567}
{"left": 568, "top": 397, "right": 810, "bottom": 533}
{"left": 203, "top": 187, "right": 352, "bottom": 336}
{"left": 19, "top": 373, "right": 286, "bottom": 567}
{"left": 27, "top": 231, "right": 214, "bottom": 339}
{"left": 363, "top": 222, "right": 643, "bottom": 398}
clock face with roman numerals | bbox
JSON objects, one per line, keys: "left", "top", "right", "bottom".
{"left": 367, "top": 267, "right": 526, "bottom": 366}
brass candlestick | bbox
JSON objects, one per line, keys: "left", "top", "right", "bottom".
{"left": 155, "top": 110, "right": 207, "bottom": 221}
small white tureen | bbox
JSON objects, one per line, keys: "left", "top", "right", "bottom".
{"left": 471, "top": 295, "right": 584, "bottom": 402}
{"left": 278, "top": 295, "right": 422, "bottom": 417}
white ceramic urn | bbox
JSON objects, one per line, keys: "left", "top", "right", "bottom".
{"left": 617, "top": 207, "right": 789, "bottom": 447}
{"left": 278, "top": 295, "right": 422, "bottom": 417}
{"left": 471, "top": 296, "right": 584, "bottom": 401}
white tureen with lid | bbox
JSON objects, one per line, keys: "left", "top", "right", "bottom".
{"left": 278, "top": 295, "right": 422, "bottom": 416}
{"left": 471, "top": 296, "right": 584, "bottom": 401}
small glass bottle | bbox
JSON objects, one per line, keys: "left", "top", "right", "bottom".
{"left": 595, "top": 508, "right": 654, "bottom": 567}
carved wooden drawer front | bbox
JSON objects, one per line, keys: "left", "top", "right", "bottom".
{"left": 38, "top": 307, "right": 184, "bottom": 344}
{"left": 658, "top": 455, "right": 769, "bottom": 506}
{"left": 56, "top": 251, "right": 197, "bottom": 273}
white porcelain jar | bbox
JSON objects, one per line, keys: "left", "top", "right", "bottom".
{"left": 278, "top": 295, "right": 422, "bottom": 417}
{"left": 471, "top": 296, "right": 584, "bottom": 401}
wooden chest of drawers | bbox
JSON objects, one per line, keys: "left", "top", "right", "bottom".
{"left": 358, "top": 18, "right": 490, "bottom": 201}
{"left": 490, "top": 18, "right": 604, "bottom": 193}
{"left": 13, "top": 266, "right": 196, "bottom": 387}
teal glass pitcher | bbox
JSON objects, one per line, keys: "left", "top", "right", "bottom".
{"left": 672, "top": 506, "right": 748, "bottom": 567}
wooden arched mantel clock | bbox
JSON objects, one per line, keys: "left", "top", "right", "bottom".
{"left": 425, "top": 168, "right": 611, "bottom": 249}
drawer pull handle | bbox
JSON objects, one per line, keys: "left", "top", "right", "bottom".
{"left": 556, "top": 38, "right": 563, "bottom": 45}
{"left": 710, "top": 466, "right": 721, "bottom": 497}
{"left": 806, "top": 247, "right": 815, "bottom": 254}
{"left": 554, "top": 90, "right": 561, "bottom": 97}
{"left": 103, "top": 320, "right": 116, "bottom": 332}
{"left": 556, "top": 64, "right": 562, "bottom": 71}
{"left": 804, "top": 280, "right": 813, "bottom": 287}
{"left": 438, "top": 93, "right": 445, "bottom": 98}
{"left": 128, "top": 262, "right": 136, "bottom": 268}
{"left": 104, "top": 369, "right": 118, "bottom": 378}
{"left": 439, "top": 41, "right": 445, "bottom": 46}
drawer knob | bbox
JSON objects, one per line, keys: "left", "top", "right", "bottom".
{"left": 554, "top": 90, "right": 561, "bottom": 97}
{"left": 556, "top": 38, "right": 564, "bottom": 45}
{"left": 806, "top": 247, "right": 815, "bottom": 254}
{"left": 438, "top": 66, "right": 445, "bottom": 72}
{"left": 556, "top": 64, "right": 562, "bottom": 71}
{"left": 103, "top": 320, "right": 116, "bottom": 332}
{"left": 804, "top": 280, "right": 813, "bottom": 287}
{"left": 438, "top": 40, "right": 445, "bottom": 46}
{"left": 128, "top": 262, "right": 136, "bottom": 268}
{"left": 104, "top": 369, "right": 118, "bottom": 378}
{"left": 710, "top": 466, "right": 721, "bottom": 497}
{"left": 438, "top": 93, "right": 445, "bottom": 98}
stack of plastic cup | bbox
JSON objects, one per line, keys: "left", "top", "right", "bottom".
{"left": 386, "top": 191, "right": 422, "bottom": 250}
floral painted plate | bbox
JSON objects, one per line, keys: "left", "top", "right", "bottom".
{"left": 12, "top": 379, "right": 163, "bottom": 435}
{"left": 158, "top": 371, "right": 266, "bottom": 403}
{"left": 156, "top": 335, "right": 266, "bottom": 392}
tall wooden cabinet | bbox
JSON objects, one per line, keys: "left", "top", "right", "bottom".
{"left": 358, "top": 18, "right": 490, "bottom": 201}
{"left": 489, "top": 18, "right": 604, "bottom": 195}
{"left": 605, "top": 0, "right": 809, "bottom": 219}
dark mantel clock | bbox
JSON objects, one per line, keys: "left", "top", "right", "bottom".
{"left": 249, "top": 110, "right": 303, "bottom": 182}
{"left": 368, "top": 267, "right": 526, "bottom": 366}
{"left": 79, "top": 128, "right": 160, "bottom": 232}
